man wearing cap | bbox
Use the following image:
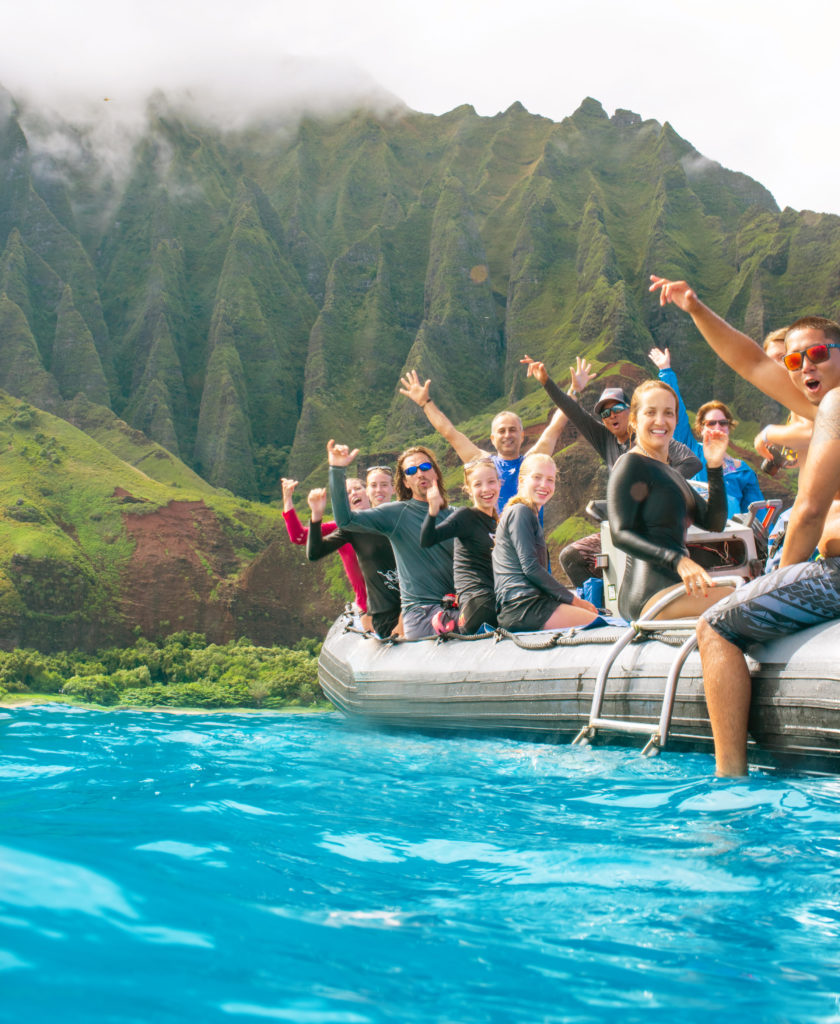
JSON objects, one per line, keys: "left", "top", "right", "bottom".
{"left": 522, "top": 356, "right": 702, "bottom": 587}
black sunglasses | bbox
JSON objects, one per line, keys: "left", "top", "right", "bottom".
{"left": 783, "top": 342, "right": 840, "bottom": 371}
{"left": 599, "top": 402, "right": 629, "bottom": 419}
{"left": 403, "top": 461, "right": 433, "bottom": 476}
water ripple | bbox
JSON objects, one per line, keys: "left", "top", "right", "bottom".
{"left": 2, "top": 706, "right": 840, "bottom": 1023}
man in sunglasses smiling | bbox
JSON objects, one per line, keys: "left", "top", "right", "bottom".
{"left": 651, "top": 274, "right": 840, "bottom": 776}
{"left": 327, "top": 440, "right": 460, "bottom": 639}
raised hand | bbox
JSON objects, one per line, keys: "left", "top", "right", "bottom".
{"left": 326, "top": 439, "right": 359, "bottom": 467}
{"left": 570, "top": 356, "right": 595, "bottom": 393}
{"left": 425, "top": 481, "right": 443, "bottom": 516}
{"left": 702, "top": 428, "right": 729, "bottom": 469}
{"left": 520, "top": 355, "right": 548, "bottom": 385}
{"left": 281, "top": 477, "right": 298, "bottom": 513}
{"left": 754, "top": 429, "right": 773, "bottom": 461}
{"left": 398, "top": 369, "right": 431, "bottom": 407}
{"left": 649, "top": 275, "right": 701, "bottom": 314}
{"left": 307, "top": 488, "right": 328, "bottom": 520}
{"left": 648, "top": 346, "right": 671, "bottom": 370}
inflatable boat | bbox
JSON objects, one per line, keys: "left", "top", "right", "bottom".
{"left": 318, "top": 587, "right": 840, "bottom": 773}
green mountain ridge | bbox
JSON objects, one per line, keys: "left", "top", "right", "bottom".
{"left": 0, "top": 87, "right": 831, "bottom": 645}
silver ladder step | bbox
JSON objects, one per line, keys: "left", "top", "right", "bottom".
{"left": 572, "top": 575, "right": 745, "bottom": 756}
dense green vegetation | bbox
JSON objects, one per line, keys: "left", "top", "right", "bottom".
{"left": 5, "top": 88, "right": 839, "bottom": 501}
{"left": 0, "top": 631, "right": 328, "bottom": 709}
{"left": 0, "top": 87, "right": 824, "bottom": 652}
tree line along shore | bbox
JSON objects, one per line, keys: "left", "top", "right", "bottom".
{"left": 0, "top": 631, "right": 328, "bottom": 710}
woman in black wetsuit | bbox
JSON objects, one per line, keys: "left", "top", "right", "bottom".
{"left": 420, "top": 456, "right": 500, "bottom": 634}
{"left": 607, "top": 379, "right": 732, "bottom": 620}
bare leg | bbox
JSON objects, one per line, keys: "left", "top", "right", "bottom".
{"left": 642, "top": 585, "right": 735, "bottom": 620}
{"left": 543, "top": 602, "right": 599, "bottom": 630}
{"left": 696, "top": 618, "right": 751, "bottom": 776}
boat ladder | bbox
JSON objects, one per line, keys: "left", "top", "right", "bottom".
{"left": 572, "top": 575, "right": 745, "bottom": 756}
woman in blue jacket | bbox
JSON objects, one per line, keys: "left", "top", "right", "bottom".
{"left": 649, "top": 348, "right": 763, "bottom": 518}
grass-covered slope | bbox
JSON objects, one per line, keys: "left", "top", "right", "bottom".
{"left": 0, "top": 391, "right": 349, "bottom": 651}
{"left": 2, "top": 89, "right": 837, "bottom": 506}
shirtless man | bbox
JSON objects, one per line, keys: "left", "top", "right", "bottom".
{"left": 753, "top": 327, "right": 813, "bottom": 464}
{"left": 399, "top": 370, "right": 569, "bottom": 511}
{"left": 651, "top": 275, "right": 840, "bottom": 777}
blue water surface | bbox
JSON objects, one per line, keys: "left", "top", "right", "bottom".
{"left": 1, "top": 705, "right": 839, "bottom": 1024}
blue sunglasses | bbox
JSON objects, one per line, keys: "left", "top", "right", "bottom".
{"left": 404, "top": 461, "right": 433, "bottom": 476}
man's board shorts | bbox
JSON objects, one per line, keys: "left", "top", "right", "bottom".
{"left": 702, "top": 556, "right": 840, "bottom": 652}
{"left": 402, "top": 603, "right": 459, "bottom": 640}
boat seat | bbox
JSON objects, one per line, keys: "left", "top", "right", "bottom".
{"left": 596, "top": 519, "right": 759, "bottom": 618}
{"left": 572, "top": 575, "right": 745, "bottom": 756}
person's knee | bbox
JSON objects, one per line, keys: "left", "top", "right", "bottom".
{"left": 559, "top": 543, "right": 589, "bottom": 587}
{"left": 696, "top": 617, "right": 714, "bottom": 647}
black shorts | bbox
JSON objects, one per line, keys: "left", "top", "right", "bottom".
{"left": 458, "top": 594, "right": 497, "bottom": 634}
{"left": 371, "top": 607, "right": 400, "bottom": 638}
{"left": 497, "top": 593, "right": 564, "bottom": 633}
{"left": 702, "top": 557, "right": 840, "bottom": 652}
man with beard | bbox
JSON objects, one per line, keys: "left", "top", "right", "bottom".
{"left": 328, "top": 441, "right": 459, "bottom": 639}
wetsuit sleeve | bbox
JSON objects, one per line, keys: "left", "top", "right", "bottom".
{"left": 508, "top": 505, "right": 573, "bottom": 603}
{"left": 541, "top": 375, "right": 610, "bottom": 462}
{"left": 282, "top": 508, "right": 308, "bottom": 546}
{"left": 668, "top": 439, "right": 703, "bottom": 479}
{"left": 607, "top": 457, "right": 683, "bottom": 572}
{"left": 658, "top": 368, "right": 699, "bottom": 453}
{"left": 329, "top": 466, "right": 399, "bottom": 534}
{"left": 306, "top": 521, "right": 349, "bottom": 560}
{"left": 696, "top": 465, "right": 728, "bottom": 533}
{"left": 420, "top": 509, "right": 463, "bottom": 548}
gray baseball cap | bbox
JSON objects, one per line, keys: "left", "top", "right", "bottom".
{"left": 593, "top": 387, "right": 630, "bottom": 415}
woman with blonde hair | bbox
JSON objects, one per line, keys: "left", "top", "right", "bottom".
{"left": 607, "top": 380, "right": 731, "bottom": 620}
{"left": 492, "top": 453, "right": 598, "bottom": 632}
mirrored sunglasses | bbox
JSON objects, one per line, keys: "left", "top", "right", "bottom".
{"left": 366, "top": 465, "right": 392, "bottom": 476}
{"left": 403, "top": 461, "right": 433, "bottom": 476}
{"left": 783, "top": 342, "right": 840, "bottom": 371}
{"left": 599, "top": 402, "right": 629, "bottom": 419}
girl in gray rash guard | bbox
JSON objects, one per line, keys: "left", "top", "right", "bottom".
{"left": 492, "top": 453, "right": 598, "bottom": 632}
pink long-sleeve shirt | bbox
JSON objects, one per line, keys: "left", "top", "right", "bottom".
{"left": 282, "top": 508, "right": 368, "bottom": 612}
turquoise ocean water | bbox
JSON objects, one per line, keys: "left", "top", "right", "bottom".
{"left": 1, "top": 704, "right": 839, "bottom": 1023}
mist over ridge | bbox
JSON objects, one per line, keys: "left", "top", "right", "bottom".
{"left": 0, "top": 79, "right": 836, "bottom": 511}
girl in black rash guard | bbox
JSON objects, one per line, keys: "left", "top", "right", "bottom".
{"left": 607, "top": 379, "right": 732, "bottom": 621}
{"left": 420, "top": 457, "right": 500, "bottom": 633}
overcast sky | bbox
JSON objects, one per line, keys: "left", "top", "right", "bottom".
{"left": 2, "top": 0, "right": 837, "bottom": 215}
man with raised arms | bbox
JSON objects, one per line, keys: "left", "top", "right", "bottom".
{"left": 521, "top": 355, "right": 702, "bottom": 587}
{"left": 328, "top": 440, "right": 459, "bottom": 640}
{"left": 651, "top": 275, "right": 840, "bottom": 777}
{"left": 398, "top": 370, "right": 569, "bottom": 512}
